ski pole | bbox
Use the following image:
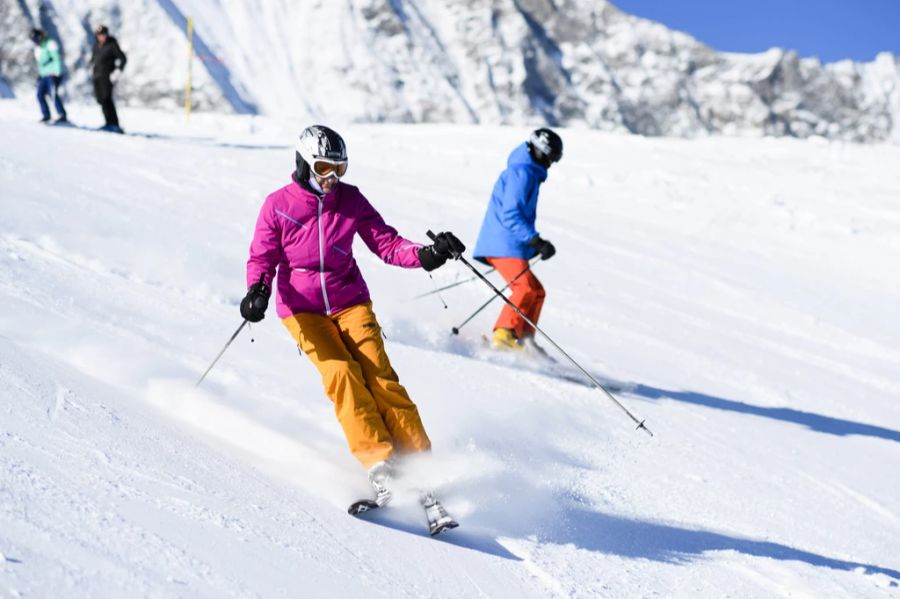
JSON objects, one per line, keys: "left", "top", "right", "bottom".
{"left": 451, "top": 258, "right": 540, "bottom": 335}
{"left": 427, "top": 231, "right": 652, "bottom": 437}
{"left": 195, "top": 319, "right": 248, "bottom": 387}
{"left": 414, "top": 267, "right": 497, "bottom": 299}
{"left": 196, "top": 274, "right": 265, "bottom": 387}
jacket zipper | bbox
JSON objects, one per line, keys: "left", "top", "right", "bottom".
{"left": 317, "top": 197, "right": 332, "bottom": 315}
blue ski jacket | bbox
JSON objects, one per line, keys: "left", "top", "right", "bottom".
{"left": 472, "top": 142, "right": 547, "bottom": 263}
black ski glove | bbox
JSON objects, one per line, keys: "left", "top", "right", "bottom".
{"left": 240, "top": 280, "right": 271, "bottom": 322}
{"left": 418, "top": 231, "right": 466, "bottom": 272}
{"left": 529, "top": 236, "right": 556, "bottom": 260}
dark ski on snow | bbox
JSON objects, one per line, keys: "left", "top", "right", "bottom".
{"left": 348, "top": 499, "right": 380, "bottom": 515}
{"left": 348, "top": 497, "right": 459, "bottom": 537}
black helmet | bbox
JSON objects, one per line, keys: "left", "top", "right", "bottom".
{"left": 294, "top": 125, "right": 348, "bottom": 187}
{"left": 30, "top": 28, "right": 45, "bottom": 43}
{"left": 527, "top": 128, "right": 563, "bottom": 168}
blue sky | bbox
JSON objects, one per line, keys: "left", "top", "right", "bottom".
{"left": 611, "top": 0, "right": 900, "bottom": 63}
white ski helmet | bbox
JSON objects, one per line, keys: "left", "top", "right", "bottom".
{"left": 295, "top": 125, "right": 348, "bottom": 181}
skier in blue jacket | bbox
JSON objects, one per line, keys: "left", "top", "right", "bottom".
{"left": 473, "top": 128, "right": 563, "bottom": 350}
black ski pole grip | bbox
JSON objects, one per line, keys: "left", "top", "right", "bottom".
{"left": 426, "top": 230, "right": 462, "bottom": 260}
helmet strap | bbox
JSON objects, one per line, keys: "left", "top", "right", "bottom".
{"left": 294, "top": 152, "right": 317, "bottom": 195}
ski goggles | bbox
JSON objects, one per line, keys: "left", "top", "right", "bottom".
{"left": 312, "top": 159, "right": 348, "bottom": 179}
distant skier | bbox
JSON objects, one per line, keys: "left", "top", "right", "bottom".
{"left": 90, "top": 25, "right": 127, "bottom": 133}
{"left": 473, "top": 128, "right": 563, "bottom": 352}
{"left": 30, "top": 28, "right": 67, "bottom": 124}
{"left": 241, "top": 125, "right": 463, "bottom": 518}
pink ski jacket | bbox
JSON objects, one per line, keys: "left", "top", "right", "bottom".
{"left": 247, "top": 179, "right": 424, "bottom": 318}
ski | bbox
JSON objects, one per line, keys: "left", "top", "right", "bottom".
{"left": 349, "top": 461, "right": 457, "bottom": 535}
{"left": 349, "top": 492, "right": 460, "bottom": 537}
{"left": 347, "top": 499, "right": 381, "bottom": 515}
{"left": 428, "top": 514, "right": 459, "bottom": 536}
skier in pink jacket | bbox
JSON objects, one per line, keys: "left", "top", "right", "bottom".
{"left": 241, "top": 125, "right": 463, "bottom": 518}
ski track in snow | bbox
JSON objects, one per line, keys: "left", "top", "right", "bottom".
{"left": 1, "top": 101, "right": 899, "bottom": 597}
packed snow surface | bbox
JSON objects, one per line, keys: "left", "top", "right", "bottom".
{"left": 1, "top": 101, "right": 899, "bottom": 597}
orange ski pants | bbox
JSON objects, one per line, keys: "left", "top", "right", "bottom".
{"left": 487, "top": 257, "right": 545, "bottom": 339}
{"left": 282, "top": 302, "right": 431, "bottom": 469}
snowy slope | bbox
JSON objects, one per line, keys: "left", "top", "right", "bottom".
{"left": 2, "top": 0, "right": 899, "bottom": 141}
{"left": 1, "top": 100, "right": 900, "bottom": 597}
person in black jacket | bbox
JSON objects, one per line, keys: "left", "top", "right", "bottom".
{"left": 90, "top": 25, "right": 127, "bottom": 132}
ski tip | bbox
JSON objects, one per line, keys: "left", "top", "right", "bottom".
{"left": 348, "top": 499, "right": 380, "bottom": 515}
{"left": 429, "top": 520, "right": 460, "bottom": 537}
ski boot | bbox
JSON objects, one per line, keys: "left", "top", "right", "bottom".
{"left": 420, "top": 491, "right": 459, "bottom": 536}
{"left": 492, "top": 328, "right": 524, "bottom": 351}
{"left": 348, "top": 460, "right": 394, "bottom": 515}
{"left": 368, "top": 460, "right": 393, "bottom": 507}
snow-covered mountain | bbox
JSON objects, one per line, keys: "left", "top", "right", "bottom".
{"left": 1, "top": 100, "right": 899, "bottom": 597}
{"left": 2, "top": 0, "right": 899, "bottom": 141}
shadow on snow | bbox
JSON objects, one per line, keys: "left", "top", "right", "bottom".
{"left": 400, "top": 327, "right": 900, "bottom": 444}
{"left": 627, "top": 383, "right": 900, "bottom": 443}
{"left": 350, "top": 507, "right": 521, "bottom": 561}
{"left": 555, "top": 507, "right": 900, "bottom": 581}
{"left": 384, "top": 327, "right": 900, "bottom": 578}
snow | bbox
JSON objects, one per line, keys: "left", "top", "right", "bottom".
{"left": 1, "top": 99, "right": 899, "bottom": 597}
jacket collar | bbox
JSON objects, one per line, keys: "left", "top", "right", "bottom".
{"left": 287, "top": 173, "right": 338, "bottom": 204}
{"left": 508, "top": 142, "right": 548, "bottom": 182}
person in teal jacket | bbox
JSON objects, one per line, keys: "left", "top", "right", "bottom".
{"left": 30, "top": 29, "right": 67, "bottom": 123}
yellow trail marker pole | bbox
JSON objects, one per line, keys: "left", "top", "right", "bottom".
{"left": 185, "top": 16, "right": 194, "bottom": 117}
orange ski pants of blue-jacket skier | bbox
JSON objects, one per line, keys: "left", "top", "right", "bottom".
{"left": 486, "top": 257, "right": 545, "bottom": 339}
{"left": 282, "top": 302, "right": 431, "bottom": 469}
